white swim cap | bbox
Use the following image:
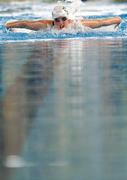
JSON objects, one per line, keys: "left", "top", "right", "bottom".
{"left": 52, "top": 5, "right": 69, "bottom": 19}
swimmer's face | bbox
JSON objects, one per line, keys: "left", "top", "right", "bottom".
{"left": 54, "top": 16, "right": 70, "bottom": 29}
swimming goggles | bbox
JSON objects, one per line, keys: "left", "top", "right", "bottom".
{"left": 54, "top": 17, "right": 67, "bottom": 22}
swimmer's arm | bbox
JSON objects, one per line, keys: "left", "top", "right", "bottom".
{"left": 81, "top": 17, "right": 122, "bottom": 29}
{"left": 5, "top": 20, "right": 53, "bottom": 30}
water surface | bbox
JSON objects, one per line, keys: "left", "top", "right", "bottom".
{"left": 0, "top": 38, "right": 127, "bottom": 180}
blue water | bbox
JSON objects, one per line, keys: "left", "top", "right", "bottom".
{"left": 1, "top": 2, "right": 127, "bottom": 180}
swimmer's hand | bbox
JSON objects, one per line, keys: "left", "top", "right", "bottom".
{"left": 5, "top": 27, "right": 13, "bottom": 31}
{"left": 114, "top": 24, "right": 120, "bottom": 29}
{"left": 4, "top": 22, "right": 14, "bottom": 31}
{"left": 114, "top": 17, "right": 122, "bottom": 29}
{"left": 5, "top": 21, "right": 18, "bottom": 29}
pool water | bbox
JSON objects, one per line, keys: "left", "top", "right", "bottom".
{"left": 1, "top": 1, "right": 127, "bottom": 180}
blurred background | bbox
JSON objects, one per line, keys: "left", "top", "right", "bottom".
{"left": 0, "top": 0, "right": 127, "bottom": 3}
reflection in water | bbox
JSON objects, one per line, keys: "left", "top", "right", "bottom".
{"left": 0, "top": 42, "right": 54, "bottom": 179}
{"left": 0, "top": 39, "right": 127, "bottom": 180}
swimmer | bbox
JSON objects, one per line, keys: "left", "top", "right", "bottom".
{"left": 5, "top": 5, "right": 122, "bottom": 31}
